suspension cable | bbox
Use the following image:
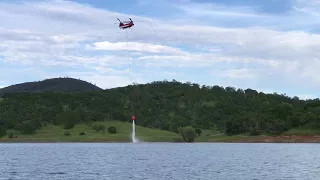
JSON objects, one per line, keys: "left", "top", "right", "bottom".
{"left": 125, "top": 29, "right": 135, "bottom": 116}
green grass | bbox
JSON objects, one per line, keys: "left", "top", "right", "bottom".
{"left": 0, "top": 121, "right": 181, "bottom": 142}
{"left": 0, "top": 122, "right": 239, "bottom": 143}
{"left": 283, "top": 124, "right": 320, "bottom": 135}
{"left": 195, "top": 128, "right": 228, "bottom": 142}
{"left": 195, "top": 128, "right": 253, "bottom": 142}
{"left": 3, "top": 122, "right": 320, "bottom": 143}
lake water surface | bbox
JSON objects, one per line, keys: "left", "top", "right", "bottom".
{"left": 0, "top": 143, "right": 320, "bottom": 180}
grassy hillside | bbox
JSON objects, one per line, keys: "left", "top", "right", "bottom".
{"left": 0, "top": 121, "right": 181, "bottom": 142}
{"left": 0, "top": 77, "right": 102, "bottom": 95}
{"left": 2, "top": 122, "right": 320, "bottom": 143}
{"left": 1, "top": 78, "right": 320, "bottom": 142}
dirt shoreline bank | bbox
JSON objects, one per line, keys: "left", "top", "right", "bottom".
{"left": 1, "top": 135, "right": 320, "bottom": 143}
{"left": 222, "top": 135, "right": 320, "bottom": 143}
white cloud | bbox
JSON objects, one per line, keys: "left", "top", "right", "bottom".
{"left": 219, "top": 68, "right": 256, "bottom": 79}
{"left": 94, "top": 66, "right": 130, "bottom": 75}
{"left": 296, "top": 94, "right": 319, "bottom": 100}
{"left": 90, "top": 41, "right": 184, "bottom": 54}
{"left": 0, "top": 0, "right": 319, "bottom": 98}
{"left": 175, "top": 1, "right": 267, "bottom": 18}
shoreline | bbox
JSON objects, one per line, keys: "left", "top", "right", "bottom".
{"left": 214, "top": 135, "right": 320, "bottom": 143}
{"left": 1, "top": 135, "right": 320, "bottom": 143}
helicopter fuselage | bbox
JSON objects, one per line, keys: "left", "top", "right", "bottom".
{"left": 119, "top": 22, "right": 134, "bottom": 29}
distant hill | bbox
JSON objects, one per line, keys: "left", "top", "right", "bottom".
{"left": 0, "top": 77, "right": 102, "bottom": 94}
{"left": 1, "top": 79, "right": 320, "bottom": 142}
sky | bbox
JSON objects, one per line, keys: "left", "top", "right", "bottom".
{"left": 0, "top": 0, "right": 320, "bottom": 99}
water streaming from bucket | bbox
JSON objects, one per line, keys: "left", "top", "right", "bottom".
{"left": 132, "top": 121, "right": 139, "bottom": 143}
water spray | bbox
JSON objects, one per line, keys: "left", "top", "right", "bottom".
{"left": 131, "top": 115, "right": 139, "bottom": 143}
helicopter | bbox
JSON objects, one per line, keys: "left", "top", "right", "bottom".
{"left": 117, "top": 18, "right": 134, "bottom": 29}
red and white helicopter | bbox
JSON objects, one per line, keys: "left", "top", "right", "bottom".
{"left": 117, "top": 18, "right": 134, "bottom": 29}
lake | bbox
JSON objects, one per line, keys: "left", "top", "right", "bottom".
{"left": 0, "top": 143, "right": 319, "bottom": 179}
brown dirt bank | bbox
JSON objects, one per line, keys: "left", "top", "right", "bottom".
{"left": 221, "top": 135, "right": 320, "bottom": 143}
{"left": 2, "top": 135, "right": 320, "bottom": 143}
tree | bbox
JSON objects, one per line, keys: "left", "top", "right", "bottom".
{"left": 195, "top": 128, "right": 202, "bottom": 136}
{"left": 7, "top": 131, "right": 14, "bottom": 138}
{"left": 108, "top": 126, "right": 117, "bottom": 133}
{"left": 0, "top": 79, "right": 315, "bottom": 138}
{"left": 179, "top": 126, "right": 196, "bottom": 142}
{"left": 55, "top": 111, "right": 81, "bottom": 129}
{"left": 0, "top": 127, "right": 6, "bottom": 137}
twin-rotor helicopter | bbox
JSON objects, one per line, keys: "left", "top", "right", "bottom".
{"left": 117, "top": 18, "right": 134, "bottom": 29}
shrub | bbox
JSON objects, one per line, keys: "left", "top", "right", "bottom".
{"left": 7, "top": 131, "right": 14, "bottom": 138}
{"left": 79, "top": 132, "right": 86, "bottom": 135}
{"left": 64, "top": 123, "right": 75, "bottom": 129}
{"left": 55, "top": 111, "right": 80, "bottom": 129}
{"left": 178, "top": 126, "right": 196, "bottom": 143}
{"left": 108, "top": 126, "right": 117, "bottom": 134}
{"left": 249, "top": 127, "right": 260, "bottom": 136}
{"left": 99, "top": 125, "right": 106, "bottom": 131}
{"left": 92, "top": 124, "right": 99, "bottom": 132}
{"left": 266, "top": 120, "right": 285, "bottom": 135}
{"left": 16, "top": 120, "right": 37, "bottom": 135}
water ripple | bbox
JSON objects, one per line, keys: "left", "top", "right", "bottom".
{"left": 0, "top": 143, "right": 320, "bottom": 179}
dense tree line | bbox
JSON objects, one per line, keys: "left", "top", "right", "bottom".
{"left": 0, "top": 79, "right": 320, "bottom": 137}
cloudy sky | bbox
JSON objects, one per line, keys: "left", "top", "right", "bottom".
{"left": 0, "top": 0, "right": 319, "bottom": 99}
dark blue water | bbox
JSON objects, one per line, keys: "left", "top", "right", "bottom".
{"left": 0, "top": 143, "right": 319, "bottom": 180}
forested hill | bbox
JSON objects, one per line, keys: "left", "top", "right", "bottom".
{"left": 0, "top": 79, "right": 320, "bottom": 137}
{"left": 0, "top": 77, "right": 102, "bottom": 95}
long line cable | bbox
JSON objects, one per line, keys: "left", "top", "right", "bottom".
{"left": 126, "top": 29, "right": 131, "bottom": 84}
{"left": 126, "top": 23, "right": 162, "bottom": 119}
{"left": 125, "top": 28, "right": 135, "bottom": 117}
